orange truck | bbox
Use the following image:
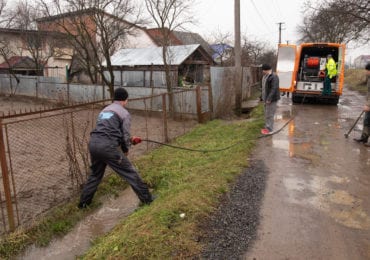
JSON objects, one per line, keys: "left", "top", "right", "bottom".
{"left": 277, "top": 42, "right": 346, "bottom": 104}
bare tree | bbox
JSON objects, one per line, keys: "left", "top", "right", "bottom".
{"left": 144, "top": 0, "right": 194, "bottom": 115}
{"left": 37, "top": 0, "right": 143, "bottom": 98}
{"left": 298, "top": 0, "right": 369, "bottom": 44}
{"left": 241, "top": 37, "right": 269, "bottom": 66}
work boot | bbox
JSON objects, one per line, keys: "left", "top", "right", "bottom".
{"left": 354, "top": 134, "right": 369, "bottom": 143}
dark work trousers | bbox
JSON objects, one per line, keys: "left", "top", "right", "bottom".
{"left": 323, "top": 76, "right": 332, "bottom": 95}
{"left": 363, "top": 111, "right": 370, "bottom": 136}
{"left": 79, "top": 139, "right": 152, "bottom": 205}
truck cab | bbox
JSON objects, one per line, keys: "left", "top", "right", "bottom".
{"left": 277, "top": 43, "right": 346, "bottom": 105}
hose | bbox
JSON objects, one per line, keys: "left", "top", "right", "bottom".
{"left": 141, "top": 116, "right": 294, "bottom": 153}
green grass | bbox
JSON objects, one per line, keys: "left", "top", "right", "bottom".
{"left": 0, "top": 105, "right": 264, "bottom": 259}
{"left": 81, "top": 107, "right": 264, "bottom": 259}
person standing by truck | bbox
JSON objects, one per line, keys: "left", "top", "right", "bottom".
{"left": 354, "top": 63, "right": 370, "bottom": 146}
{"left": 261, "top": 64, "right": 280, "bottom": 135}
{"left": 322, "top": 54, "right": 337, "bottom": 95}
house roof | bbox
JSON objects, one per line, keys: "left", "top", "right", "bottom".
{"left": 355, "top": 55, "right": 370, "bottom": 60}
{"left": 145, "top": 28, "right": 213, "bottom": 57}
{"left": 210, "top": 43, "right": 233, "bottom": 60}
{"left": 172, "top": 31, "right": 213, "bottom": 56}
{"left": 107, "top": 44, "right": 204, "bottom": 66}
{"left": 0, "top": 56, "right": 37, "bottom": 69}
{"left": 145, "top": 28, "right": 182, "bottom": 46}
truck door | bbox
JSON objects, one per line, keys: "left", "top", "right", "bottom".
{"left": 276, "top": 44, "right": 297, "bottom": 93}
{"left": 336, "top": 44, "right": 346, "bottom": 95}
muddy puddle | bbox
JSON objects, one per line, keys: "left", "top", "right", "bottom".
{"left": 17, "top": 188, "right": 139, "bottom": 260}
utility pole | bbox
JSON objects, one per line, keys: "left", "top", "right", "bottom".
{"left": 234, "top": 0, "right": 242, "bottom": 115}
{"left": 277, "top": 22, "right": 285, "bottom": 44}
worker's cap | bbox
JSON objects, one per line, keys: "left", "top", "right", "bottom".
{"left": 261, "top": 64, "right": 272, "bottom": 71}
{"left": 114, "top": 87, "right": 129, "bottom": 101}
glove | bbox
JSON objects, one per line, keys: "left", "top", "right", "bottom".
{"left": 131, "top": 136, "right": 142, "bottom": 145}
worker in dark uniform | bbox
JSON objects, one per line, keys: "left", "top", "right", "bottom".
{"left": 355, "top": 63, "right": 370, "bottom": 146}
{"left": 78, "top": 87, "right": 154, "bottom": 208}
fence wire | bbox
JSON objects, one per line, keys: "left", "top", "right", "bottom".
{"left": 0, "top": 88, "right": 207, "bottom": 234}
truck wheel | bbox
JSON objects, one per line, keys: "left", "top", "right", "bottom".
{"left": 292, "top": 94, "right": 302, "bottom": 103}
{"left": 331, "top": 97, "right": 339, "bottom": 105}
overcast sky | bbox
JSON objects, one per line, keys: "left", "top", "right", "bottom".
{"left": 186, "top": 0, "right": 369, "bottom": 62}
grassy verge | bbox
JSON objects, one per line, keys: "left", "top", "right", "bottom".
{"left": 345, "top": 68, "right": 368, "bottom": 94}
{"left": 81, "top": 106, "right": 264, "bottom": 259}
{"left": 0, "top": 104, "right": 264, "bottom": 259}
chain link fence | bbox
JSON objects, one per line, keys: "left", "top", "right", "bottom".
{"left": 0, "top": 87, "right": 209, "bottom": 234}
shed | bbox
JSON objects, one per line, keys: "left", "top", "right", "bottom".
{"left": 105, "top": 44, "right": 214, "bottom": 88}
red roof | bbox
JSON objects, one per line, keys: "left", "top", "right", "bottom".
{"left": 146, "top": 28, "right": 182, "bottom": 46}
{"left": 0, "top": 56, "right": 26, "bottom": 68}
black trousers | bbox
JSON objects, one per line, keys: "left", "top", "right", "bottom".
{"left": 79, "top": 140, "right": 152, "bottom": 205}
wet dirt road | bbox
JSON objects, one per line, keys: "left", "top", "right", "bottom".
{"left": 245, "top": 89, "right": 370, "bottom": 260}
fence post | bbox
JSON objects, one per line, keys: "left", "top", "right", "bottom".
{"left": 67, "top": 81, "right": 71, "bottom": 105}
{"left": 0, "top": 119, "right": 15, "bottom": 231}
{"left": 196, "top": 86, "right": 202, "bottom": 123}
{"left": 208, "top": 85, "right": 214, "bottom": 117}
{"left": 35, "top": 77, "right": 38, "bottom": 99}
{"left": 162, "top": 94, "right": 169, "bottom": 142}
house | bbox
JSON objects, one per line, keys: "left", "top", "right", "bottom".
{"left": 105, "top": 44, "right": 214, "bottom": 87}
{"left": 210, "top": 43, "right": 233, "bottom": 65}
{"left": 0, "top": 56, "right": 38, "bottom": 75}
{"left": 36, "top": 8, "right": 157, "bottom": 82}
{"left": 0, "top": 28, "right": 69, "bottom": 77}
{"left": 1, "top": 8, "right": 213, "bottom": 84}
{"left": 354, "top": 55, "right": 370, "bottom": 69}
{"left": 36, "top": 8, "right": 156, "bottom": 50}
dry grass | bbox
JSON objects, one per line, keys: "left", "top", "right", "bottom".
{"left": 345, "top": 69, "right": 368, "bottom": 94}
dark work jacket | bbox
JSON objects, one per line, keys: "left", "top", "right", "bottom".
{"left": 90, "top": 102, "right": 131, "bottom": 153}
{"left": 263, "top": 73, "right": 280, "bottom": 102}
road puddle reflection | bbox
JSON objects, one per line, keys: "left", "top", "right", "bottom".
{"left": 284, "top": 175, "right": 370, "bottom": 230}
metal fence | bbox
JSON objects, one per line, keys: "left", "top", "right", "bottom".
{"left": 0, "top": 87, "right": 210, "bottom": 234}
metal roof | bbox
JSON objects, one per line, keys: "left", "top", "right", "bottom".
{"left": 107, "top": 44, "right": 201, "bottom": 66}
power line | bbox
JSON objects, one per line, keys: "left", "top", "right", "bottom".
{"left": 271, "top": 0, "right": 283, "bottom": 19}
{"left": 249, "top": 0, "right": 272, "bottom": 33}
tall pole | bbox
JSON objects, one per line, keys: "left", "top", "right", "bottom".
{"left": 277, "top": 22, "right": 285, "bottom": 44}
{"left": 234, "top": 0, "right": 242, "bottom": 115}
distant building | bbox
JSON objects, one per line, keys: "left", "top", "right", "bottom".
{"left": 210, "top": 43, "right": 233, "bottom": 65}
{"left": 354, "top": 55, "right": 370, "bottom": 69}
{"left": 105, "top": 44, "right": 214, "bottom": 87}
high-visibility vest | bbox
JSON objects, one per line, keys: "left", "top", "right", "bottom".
{"left": 326, "top": 58, "right": 337, "bottom": 79}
